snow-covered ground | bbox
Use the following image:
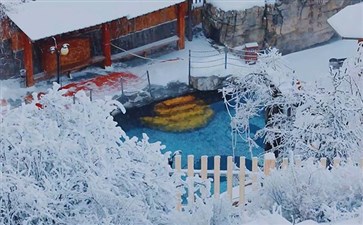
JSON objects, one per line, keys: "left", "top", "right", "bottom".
{"left": 0, "top": 35, "right": 358, "bottom": 106}
{"left": 244, "top": 214, "right": 362, "bottom": 225}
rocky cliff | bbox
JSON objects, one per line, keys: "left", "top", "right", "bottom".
{"left": 203, "top": 0, "right": 360, "bottom": 54}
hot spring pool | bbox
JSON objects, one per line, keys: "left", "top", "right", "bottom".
{"left": 124, "top": 100, "right": 265, "bottom": 166}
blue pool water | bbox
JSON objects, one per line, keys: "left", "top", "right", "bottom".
{"left": 126, "top": 101, "right": 265, "bottom": 167}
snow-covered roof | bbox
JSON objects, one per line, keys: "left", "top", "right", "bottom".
{"left": 327, "top": 2, "right": 363, "bottom": 40}
{"left": 4, "top": 0, "right": 185, "bottom": 41}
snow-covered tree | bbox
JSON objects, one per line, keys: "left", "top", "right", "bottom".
{"left": 0, "top": 84, "right": 180, "bottom": 225}
{"left": 222, "top": 44, "right": 363, "bottom": 161}
{"left": 0, "top": 0, "right": 30, "bottom": 19}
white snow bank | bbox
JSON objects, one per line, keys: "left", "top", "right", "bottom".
{"left": 207, "top": 0, "right": 275, "bottom": 11}
{"left": 243, "top": 213, "right": 293, "bottom": 225}
{"left": 283, "top": 40, "right": 358, "bottom": 90}
{"left": 327, "top": 2, "right": 363, "bottom": 39}
{"left": 295, "top": 217, "right": 363, "bottom": 225}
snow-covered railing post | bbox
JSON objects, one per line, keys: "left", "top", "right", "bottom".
{"left": 146, "top": 70, "right": 152, "bottom": 98}
{"left": 187, "top": 155, "right": 195, "bottom": 204}
{"left": 224, "top": 47, "right": 228, "bottom": 69}
{"left": 188, "top": 50, "right": 191, "bottom": 86}
{"left": 226, "top": 156, "right": 233, "bottom": 201}
{"left": 214, "top": 156, "right": 221, "bottom": 199}
{"left": 89, "top": 89, "right": 93, "bottom": 101}
{"left": 120, "top": 78, "right": 124, "bottom": 97}
{"left": 238, "top": 156, "right": 246, "bottom": 206}
{"left": 175, "top": 154, "right": 182, "bottom": 211}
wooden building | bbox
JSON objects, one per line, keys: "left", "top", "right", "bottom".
{"left": 1, "top": 0, "right": 187, "bottom": 87}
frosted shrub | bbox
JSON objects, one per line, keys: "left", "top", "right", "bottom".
{"left": 0, "top": 84, "right": 179, "bottom": 225}
{"left": 249, "top": 160, "right": 363, "bottom": 223}
{"left": 222, "top": 44, "right": 363, "bottom": 161}
{"left": 171, "top": 198, "right": 246, "bottom": 225}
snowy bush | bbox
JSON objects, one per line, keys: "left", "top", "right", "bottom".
{"left": 0, "top": 84, "right": 180, "bottom": 225}
{"left": 222, "top": 45, "right": 363, "bottom": 161}
{"left": 248, "top": 159, "right": 363, "bottom": 223}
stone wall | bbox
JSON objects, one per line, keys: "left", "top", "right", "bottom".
{"left": 203, "top": 0, "right": 360, "bottom": 54}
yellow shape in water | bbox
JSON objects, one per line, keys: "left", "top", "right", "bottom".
{"left": 141, "top": 95, "right": 214, "bottom": 132}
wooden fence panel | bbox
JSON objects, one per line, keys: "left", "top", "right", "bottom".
{"left": 173, "top": 154, "right": 363, "bottom": 209}
{"left": 252, "top": 157, "right": 258, "bottom": 191}
{"left": 282, "top": 157, "right": 288, "bottom": 169}
{"left": 214, "top": 156, "right": 221, "bottom": 199}
{"left": 175, "top": 155, "right": 182, "bottom": 211}
{"left": 227, "top": 156, "right": 233, "bottom": 201}
{"left": 187, "top": 155, "right": 194, "bottom": 204}
{"left": 201, "top": 155, "right": 208, "bottom": 180}
{"left": 239, "top": 156, "right": 245, "bottom": 206}
{"left": 333, "top": 157, "right": 340, "bottom": 168}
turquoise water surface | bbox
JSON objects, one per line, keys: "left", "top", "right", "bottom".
{"left": 125, "top": 101, "right": 265, "bottom": 167}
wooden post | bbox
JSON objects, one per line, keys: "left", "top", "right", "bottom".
{"left": 187, "top": 0, "right": 193, "bottom": 41}
{"left": 177, "top": 2, "right": 187, "bottom": 50}
{"left": 252, "top": 157, "right": 258, "bottom": 191}
{"left": 239, "top": 156, "right": 245, "bottom": 206}
{"left": 201, "top": 155, "right": 208, "bottom": 180}
{"left": 22, "top": 32, "right": 34, "bottom": 87}
{"left": 146, "top": 71, "right": 152, "bottom": 98}
{"left": 294, "top": 155, "right": 301, "bottom": 167}
{"left": 101, "top": 23, "right": 112, "bottom": 67}
{"left": 175, "top": 155, "right": 182, "bottom": 211}
{"left": 282, "top": 158, "right": 288, "bottom": 169}
{"left": 333, "top": 157, "right": 340, "bottom": 168}
{"left": 227, "top": 156, "right": 233, "bottom": 201}
{"left": 264, "top": 153, "right": 276, "bottom": 176}
{"left": 214, "top": 156, "right": 220, "bottom": 199}
{"left": 320, "top": 157, "right": 327, "bottom": 169}
{"left": 188, "top": 50, "right": 191, "bottom": 86}
{"left": 187, "top": 155, "right": 194, "bottom": 204}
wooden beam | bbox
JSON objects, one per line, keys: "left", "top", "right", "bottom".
{"left": 187, "top": 0, "right": 193, "bottom": 41}
{"left": 101, "top": 23, "right": 112, "bottom": 67}
{"left": 177, "top": 2, "right": 187, "bottom": 50}
{"left": 22, "top": 32, "right": 34, "bottom": 87}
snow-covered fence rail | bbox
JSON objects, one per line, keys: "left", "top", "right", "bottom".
{"left": 188, "top": 47, "right": 266, "bottom": 84}
{"left": 120, "top": 70, "right": 151, "bottom": 97}
{"left": 172, "top": 154, "right": 363, "bottom": 208}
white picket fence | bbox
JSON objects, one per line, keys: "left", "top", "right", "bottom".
{"left": 172, "top": 154, "right": 363, "bottom": 209}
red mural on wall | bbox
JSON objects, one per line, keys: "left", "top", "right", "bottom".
{"left": 40, "top": 38, "right": 91, "bottom": 76}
